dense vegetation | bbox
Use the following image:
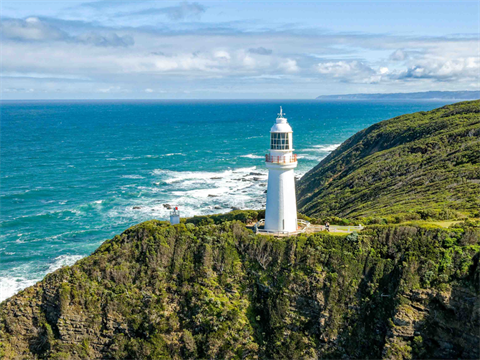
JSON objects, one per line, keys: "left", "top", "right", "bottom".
{"left": 297, "top": 100, "right": 480, "bottom": 220}
{"left": 1, "top": 217, "right": 479, "bottom": 359}
{"left": 2, "top": 100, "right": 479, "bottom": 359}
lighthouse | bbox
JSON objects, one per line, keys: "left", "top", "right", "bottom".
{"left": 264, "top": 107, "right": 298, "bottom": 233}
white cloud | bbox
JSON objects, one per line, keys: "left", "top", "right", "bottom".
{"left": 162, "top": 1, "right": 206, "bottom": 20}
{"left": 76, "top": 32, "right": 134, "bottom": 47}
{"left": 279, "top": 59, "right": 299, "bottom": 73}
{"left": 248, "top": 47, "right": 273, "bottom": 55}
{"left": 317, "top": 60, "right": 375, "bottom": 78}
{"left": 124, "top": 2, "right": 206, "bottom": 21}
{"left": 389, "top": 49, "right": 408, "bottom": 61}
{"left": 241, "top": 54, "right": 257, "bottom": 68}
{"left": 145, "top": 88, "right": 154, "bottom": 93}
{"left": 214, "top": 50, "right": 231, "bottom": 60}
{"left": 0, "top": 17, "right": 66, "bottom": 41}
{"left": 1, "top": 13, "right": 478, "bottom": 98}
{"left": 98, "top": 86, "right": 125, "bottom": 93}
{"left": 3, "top": 87, "right": 35, "bottom": 93}
{"left": 1, "top": 71, "right": 90, "bottom": 80}
{"left": 0, "top": 17, "right": 134, "bottom": 47}
{"left": 399, "top": 56, "right": 480, "bottom": 81}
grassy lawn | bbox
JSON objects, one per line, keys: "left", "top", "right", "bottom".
{"left": 400, "top": 219, "right": 479, "bottom": 228}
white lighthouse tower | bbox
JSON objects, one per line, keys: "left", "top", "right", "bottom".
{"left": 264, "top": 107, "right": 298, "bottom": 233}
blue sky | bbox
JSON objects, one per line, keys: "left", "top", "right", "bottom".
{"left": 1, "top": 0, "right": 479, "bottom": 99}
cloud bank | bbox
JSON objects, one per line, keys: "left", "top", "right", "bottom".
{"left": 1, "top": 1, "right": 478, "bottom": 99}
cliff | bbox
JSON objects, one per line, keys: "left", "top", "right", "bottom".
{"left": 1, "top": 218, "right": 479, "bottom": 359}
{"left": 297, "top": 100, "right": 480, "bottom": 220}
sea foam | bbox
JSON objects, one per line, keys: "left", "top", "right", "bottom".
{"left": 241, "top": 154, "right": 264, "bottom": 159}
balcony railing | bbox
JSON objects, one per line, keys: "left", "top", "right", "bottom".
{"left": 265, "top": 154, "right": 297, "bottom": 163}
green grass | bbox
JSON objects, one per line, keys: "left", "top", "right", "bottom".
{"left": 297, "top": 100, "right": 480, "bottom": 220}
{"left": 400, "top": 218, "right": 480, "bottom": 228}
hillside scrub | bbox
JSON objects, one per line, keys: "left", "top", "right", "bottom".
{"left": 1, "top": 220, "right": 478, "bottom": 359}
{"left": 297, "top": 100, "right": 480, "bottom": 219}
{"left": 185, "top": 209, "right": 264, "bottom": 226}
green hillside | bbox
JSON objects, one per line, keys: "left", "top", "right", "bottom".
{"left": 297, "top": 100, "right": 480, "bottom": 220}
{"left": 1, "top": 218, "right": 479, "bottom": 359}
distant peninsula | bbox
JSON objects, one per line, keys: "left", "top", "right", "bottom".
{"left": 316, "top": 90, "right": 480, "bottom": 100}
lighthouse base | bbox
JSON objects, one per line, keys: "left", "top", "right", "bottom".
{"left": 264, "top": 167, "right": 298, "bottom": 232}
{"left": 254, "top": 218, "right": 310, "bottom": 237}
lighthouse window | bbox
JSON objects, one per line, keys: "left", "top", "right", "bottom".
{"left": 270, "top": 133, "right": 290, "bottom": 150}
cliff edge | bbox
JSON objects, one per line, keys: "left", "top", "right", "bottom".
{"left": 1, "top": 219, "right": 479, "bottom": 359}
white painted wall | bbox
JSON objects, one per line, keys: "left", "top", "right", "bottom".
{"left": 170, "top": 214, "right": 180, "bottom": 225}
{"left": 264, "top": 107, "right": 298, "bottom": 233}
{"left": 264, "top": 164, "right": 297, "bottom": 232}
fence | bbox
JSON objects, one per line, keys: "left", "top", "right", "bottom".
{"left": 254, "top": 219, "right": 310, "bottom": 236}
{"left": 265, "top": 154, "right": 297, "bottom": 164}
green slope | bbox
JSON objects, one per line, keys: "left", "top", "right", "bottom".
{"left": 1, "top": 219, "right": 479, "bottom": 359}
{"left": 297, "top": 100, "right": 480, "bottom": 220}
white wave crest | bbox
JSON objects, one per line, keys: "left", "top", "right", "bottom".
{"left": 0, "top": 255, "right": 84, "bottom": 302}
{"left": 0, "top": 276, "right": 37, "bottom": 302}
{"left": 47, "top": 255, "right": 84, "bottom": 273}
{"left": 297, "top": 154, "right": 328, "bottom": 161}
{"left": 119, "top": 167, "right": 269, "bottom": 219}
{"left": 240, "top": 154, "right": 264, "bottom": 159}
{"left": 121, "top": 175, "right": 145, "bottom": 179}
{"left": 312, "top": 143, "right": 341, "bottom": 151}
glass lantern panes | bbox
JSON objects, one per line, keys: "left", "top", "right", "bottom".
{"left": 270, "top": 132, "right": 290, "bottom": 150}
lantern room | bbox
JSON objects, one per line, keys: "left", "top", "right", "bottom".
{"left": 269, "top": 107, "right": 293, "bottom": 152}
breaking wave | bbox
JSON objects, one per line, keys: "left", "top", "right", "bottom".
{"left": 241, "top": 154, "right": 264, "bottom": 159}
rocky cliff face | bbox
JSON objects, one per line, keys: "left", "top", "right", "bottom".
{"left": 383, "top": 286, "right": 478, "bottom": 359}
{"left": 1, "top": 220, "right": 479, "bottom": 359}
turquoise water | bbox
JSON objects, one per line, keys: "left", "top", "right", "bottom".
{"left": 0, "top": 100, "right": 451, "bottom": 300}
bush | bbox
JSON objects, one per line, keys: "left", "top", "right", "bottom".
{"left": 186, "top": 210, "right": 260, "bottom": 225}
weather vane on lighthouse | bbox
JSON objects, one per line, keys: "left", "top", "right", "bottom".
{"left": 264, "top": 106, "right": 298, "bottom": 233}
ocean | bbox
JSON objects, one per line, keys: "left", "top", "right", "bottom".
{"left": 0, "top": 100, "right": 452, "bottom": 301}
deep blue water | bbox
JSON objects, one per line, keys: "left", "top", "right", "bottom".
{"left": 0, "top": 100, "right": 452, "bottom": 300}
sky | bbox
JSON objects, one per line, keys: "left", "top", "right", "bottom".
{"left": 1, "top": 0, "right": 479, "bottom": 99}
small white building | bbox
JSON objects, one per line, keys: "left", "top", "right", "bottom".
{"left": 264, "top": 107, "right": 298, "bottom": 233}
{"left": 170, "top": 207, "right": 180, "bottom": 225}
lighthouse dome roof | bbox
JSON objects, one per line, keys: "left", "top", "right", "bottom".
{"left": 270, "top": 106, "right": 292, "bottom": 133}
{"left": 270, "top": 122, "right": 292, "bottom": 133}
